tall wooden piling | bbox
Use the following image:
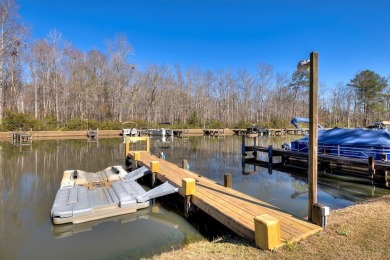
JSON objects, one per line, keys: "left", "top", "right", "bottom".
{"left": 308, "top": 51, "right": 319, "bottom": 221}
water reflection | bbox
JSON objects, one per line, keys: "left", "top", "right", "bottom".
{"left": 151, "top": 135, "right": 390, "bottom": 218}
{"left": 1, "top": 135, "right": 389, "bottom": 259}
{"left": 0, "top": 138, "right": 200, "bottom": 260}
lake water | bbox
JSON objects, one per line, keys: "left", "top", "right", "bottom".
{"left": 1, "top": 135, "right": 389, "bottom": 259}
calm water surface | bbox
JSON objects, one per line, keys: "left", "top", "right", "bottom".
{"left": 1, "top": 135, "right": 389, "bottom": 259}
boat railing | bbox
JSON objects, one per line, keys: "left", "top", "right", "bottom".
{"left": 292, "top": 143, "right": 390, "bottom": 160}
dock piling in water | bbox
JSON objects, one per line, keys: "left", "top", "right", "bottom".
{"left": 224, "top": 173, "right": 232, "bottom": 188}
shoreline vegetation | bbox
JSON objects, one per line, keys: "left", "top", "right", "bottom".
{"left": 0, "top": 128, "right": 228, "bottom": 139}
{"left": 154, "top": 195, "right": 390, "bottom": 259}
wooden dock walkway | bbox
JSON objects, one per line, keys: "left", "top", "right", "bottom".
{"left": 127, "top": 151, "right": 322, "bottom": 247}
{"left": 244, "top": 145, "right": 389, "bottom": 186}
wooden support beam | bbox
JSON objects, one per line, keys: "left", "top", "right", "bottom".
{"left": 312, "top": 203, "right": 329, "bottom": 228}
{"left": 254, "top": 214, "right": 281, "bottom": 250}
{"left": 241, "top": 134, "right": 246, "bottom": 155}
{"left": 132, "top": 151, "right": 141, "bottom": 169}
{"left": 308, "top": 51, "right": 319, "bottom": 221}
{"left": 150, "top": 161, "right": 159, "bottom": 187}
{"left": 368, "top": 156, "right": 375, "bottom": 179}
{"left": 268, "top": 145, "right": 273, "bottom": 164}
{"left": 182, "top": 178, "right": 196, "bottom": 217}
{"left": 133, "top": 152, "right": 141, "bottom": 161}
{"left": 182, "top": 178, "right": 196, "bottom": 196}
{"left": 182, "top": 159, "right": 188, "bottom": 170}
{"left": 224, "top": 173, "right": 232, "bottom": 188}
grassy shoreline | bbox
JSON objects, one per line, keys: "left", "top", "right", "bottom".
{"left": 153, "top": 195, "right": 390, "bottom": 259}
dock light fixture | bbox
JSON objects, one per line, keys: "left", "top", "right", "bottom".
{"left": 298, "top": 53, "right": 319, "bottom": 222}
{"left": 297, "top": 59, "right": 311, "bottom": 73}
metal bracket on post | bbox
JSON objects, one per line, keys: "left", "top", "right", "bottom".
{"left": 312, "top": 203, "right": 330, "bottom": 229}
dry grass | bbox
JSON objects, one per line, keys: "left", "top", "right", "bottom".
{"left": 152, "top": 195, "right": 390, "bottom": 260}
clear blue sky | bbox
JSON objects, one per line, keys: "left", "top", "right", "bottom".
{"left": 18, "top": 0, "right": 390, "bottom": 88}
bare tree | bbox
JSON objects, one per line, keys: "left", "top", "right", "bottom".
{"left": 0, "top": 0, "right": 25, "bottom": 122}
{"left": 106, "top": 34, "right": 134, "bottom": 122}
{"left": 255, "top": 63, "right": 273, "bottom": 122}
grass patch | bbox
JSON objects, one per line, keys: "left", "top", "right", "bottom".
{"left": 336, "top": 230, "right": 349, "bottom": 236}
{"left": 152, "top": 195, "right": 390, "bottom": 260}
{"left": 285, "top": 239, "right": 297, "bottom": 251}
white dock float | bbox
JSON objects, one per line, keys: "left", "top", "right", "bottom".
{"left": 51, "top": 166, "right": 178, "bottom": 224}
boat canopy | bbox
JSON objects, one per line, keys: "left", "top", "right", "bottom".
{"left": 291, "top": 117, "right": 324, "bottom": 129}
{"left": 291, "top": 117, "right": 324, "bottom": 136}
{"left": 297, "top": 127, "right": 390, "bottom": 147}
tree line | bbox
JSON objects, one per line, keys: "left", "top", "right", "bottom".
{"left": 0, "top": 0, "right": 389, "bottom": 131}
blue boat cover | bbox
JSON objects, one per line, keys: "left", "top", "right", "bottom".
{"left": 296, "top": 127, "right": 390, "bottom": 147}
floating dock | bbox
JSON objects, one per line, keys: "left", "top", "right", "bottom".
{"left": 51, "top": 165, "right": 178, "bottom": 224}
{"left": 125, "top": 137, "right": 322, "bottom": 249}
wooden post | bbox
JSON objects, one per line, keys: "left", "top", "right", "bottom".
{"left": 125, "top": 136, "right": 130, "bottom": 157}
{"left": 253, "top": 136, "right": 259, "bottom": 158}
{"left": 133, "top": 152, "right": 140, "bottom": 169}
{"left": 182, "top": 178, "right": 196, "bottom": 217}
{"left": 127, "top": 151, "right": 140, "bottom": 170}
{"left": 312, "top": 203, "right": 329, "bottom": 228}
{"left": 254, "top": 214, "right": 281, "bottom": 250}
{"left": 308, "top": 51, "right": 319, "bottom": 221}
{"left": 368, "top": 156, "right": 375, "bottom": 179}
{"left": 242, "top": 157, "right": 246, "bottom": 174}
{"left": 182, "top": 159, "right": 188, "bottom": 170}
{"left": 150, "top": 161, "right": 159, "bottom": 187}
{"left": 380, "top": 154, "right": 388, "bottom": 185}
{"left": 224, "top": 173, "right": 232, "bottom": 188}
{"left": 268, "top": 145, "right": 273, "bottom": 164}
{"left": 242, "top": 134, "right": 246, "bottom": 155}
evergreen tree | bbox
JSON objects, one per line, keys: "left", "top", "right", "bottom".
{"left": 348, "top": 70, "right": 388, "bottom": 125}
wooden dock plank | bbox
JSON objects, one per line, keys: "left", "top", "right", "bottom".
{"left": 133, "top": 152, "right": 322, "bottom": 243}
{"left": 143, "top": 154, "right": 319, "bottom": 232}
